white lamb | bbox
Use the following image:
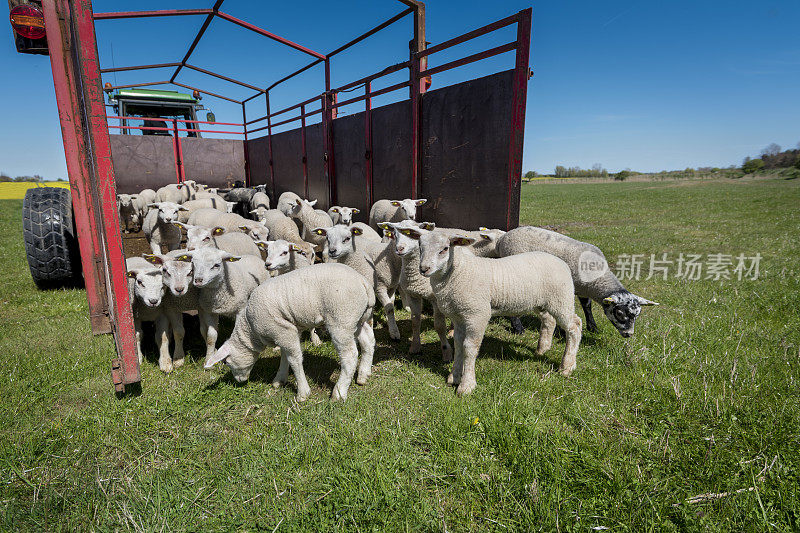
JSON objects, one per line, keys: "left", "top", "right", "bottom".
{"left": 177, "top": 196, "right": 231, "bottom": 222}
{"left": 328, "top": 205, "right": 360, "bottom": 225}
{"left": 126, "top": 257, "right": 170, "bottom": 368}
{"left": 249, "top": 209, "right": 315, "bottom": 259}
{"left": 249, "top": 191, "right": 270, "bottom": 211}
{"left": 175, "top": 222, "right": 261, "bottom": 257}
{"left": 381, "top": 221, "right": 452, "bottom": 360}
{"left": 277, "top": 191, "right": 302, "bottom": 217}
{"left": 204, "top": 263, "right": 376, "bottom": 402}
{"left": 404, "top": 227, "right": 582, "bottom": 396}
{"left": 143, "top": 202, "right": 187, "bottom": 253}
{"left": 289, "top": 198, "right": 333, "bottom": 251}
{"left": 368, "top": 198, "right": 427, "bottom": 232}
{"left": 186, "top": 246, "right": 269, "bottom": 363}
{"left": 187, "top": 208, "right": 269, "bottom": 242}
{"left": 313, "top": 224, "right": 402, "bottom": 341}
{"left": 155, "top": 180, "right": 198, "bottom": 203}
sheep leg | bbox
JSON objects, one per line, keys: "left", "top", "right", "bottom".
{"left": 579, "top": 297, "right": 597, "bottom": 332}
{"left": 271, "top": 351, "right": 289, "bottom": 388}
{"left": 200, "top": 311, "right": 219, "bottom": 366}
{"left": 329, "top": 328, "right": 358, "bottom": 401}
{"left": 408, "top": 296, "right": 424, "bottom": 355}
{"left": 165, "top": 309, "right": 185, "bottom": 368}
{"left": 149, "top": 240, "right": 161, "bottom": 255}
{"left": 509, "top": 316, "right": 525, "bottom": 334}
{"left": 309, "top": 328, "right": 322, "bottom": 346}
{"left": 355, "top": 318, "right": 376, "bottom": 385}
{"left": 134, "top": 318, "right": 144, "bottom": 364}
{"left": 282, "top": 338, "right": 311, "bottom": 402}
{"left": 399, "top": 287, "right": 412, "bottom": 313}
{"left": 155, "top": 314, "right": 173, "bottom": 373}
{"left": 447, "top": 322, "right": 466, "bottom": 386}
{"left": 456, "top": 319, "right": 488, "bottom": 397}
{"left": 376, "top": 287, "right": 401, "bottom": 341}
{"left": 554, "top": 312, "right": 582, "bottom": 377}
{"left": 536, "top": 311, "right": 557, "bottom": 355}
{"left": 432, "top": 302, "right": 453, "bottom": 362}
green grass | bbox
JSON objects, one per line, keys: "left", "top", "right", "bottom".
{"left": 1, "top": 177, "right": 799, "bottom": 531}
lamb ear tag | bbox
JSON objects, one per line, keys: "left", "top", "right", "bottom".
{"left": 213, "top": 227, "right": 225, "bottom": 236}
{"left": 351, "top": 227, "right": 363, "bottom": 236}
{"left": 603, "top": 297, "right": 615, "bottom": 305}
{"left": 225, "top": 256, "right": 241, "bottom": 262}
{"left": 391, "top": 201, "right": 400, "bottom": 206}
{"left": 126, "top": 271, "right": 136, "bottom": 278}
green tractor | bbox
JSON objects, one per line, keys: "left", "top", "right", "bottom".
{"left": 105, "top": 87, "right": 215, "bottom": 137}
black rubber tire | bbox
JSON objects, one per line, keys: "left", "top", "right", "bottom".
{"left": 22, "top": 187, "right": 83, "bottom": 289}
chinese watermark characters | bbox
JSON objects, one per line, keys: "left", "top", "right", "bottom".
{"left": 613, "top": 253, "right": 761, "bottom": 281}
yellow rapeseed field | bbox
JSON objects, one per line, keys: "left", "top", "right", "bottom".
{"left": 0, "top": 182, "right": 70, "bottom": 200}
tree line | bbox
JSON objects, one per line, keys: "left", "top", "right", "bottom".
{"left": 742, "top": 142, "right": 800, "bottom": 174}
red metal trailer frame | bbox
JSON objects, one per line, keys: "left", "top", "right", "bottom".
{"left": 39, "top": 0, "right": 531, "bottom": 394}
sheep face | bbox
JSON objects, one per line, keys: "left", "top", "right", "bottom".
{"left": 176, "top": 223, "right": 225, "bottom": 250}
{"left": 145, "top": 253, "right": 194, "bottom": 296}
{"left": 416, "top": 230, "right": 475, "bottom": 278}
{"left": 390, "top": 198, "right": 427, "bottom": 220}
{"left": 186, "top": 248, "right": 241, "bottom": 288}
{"left": 263, "top": 240, "right": 310, "bottom": 271}
{"left": 601, "top": 293, "right": 658, "bottom": 337}
{"left": 314, "top": 224, "right": 361, "bottom": 259}
{"left": 149, "top": 202, "right": 186, "bottom": 224}
{"left": 382, "top": 220, "right": 432, "bottom": 256}
{"left": 127, "top": 266, "right": 164, "bottom": 307}
{"left": 238, "top": 221, "right": 269, "bottom": 242}
{"left": 205, "top": 339, "right": 256, "bottom": 382}
{"left": 329, "top": 206, "right": 358, "bottom": 225}
{"left": 249, "top": 207, "right": 269, "bottom": 222}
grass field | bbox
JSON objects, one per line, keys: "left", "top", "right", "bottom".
{"left": 1, "top": 177, "right": 799, "bottom": 531}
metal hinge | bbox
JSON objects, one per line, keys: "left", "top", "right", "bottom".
{"left": 111, "top": 358, "right": 125, "bottom": 393}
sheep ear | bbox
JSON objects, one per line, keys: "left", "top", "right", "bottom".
{"left": 238, "top": 225, "right": 250, "bottom": 232}
{"left": 384, "top": 230, "right": 395, "bottom": 239}
{"left": 249, "top": 209, "right": 260, "bottom": 214}
{"left": 312, "top": 227, "right": 328, "bottom": 236}
{"left": 419, "top": 222, "right": 435, "bottom": 231}
{"left": 175, "top": 253, "right": 192, "bottom": 262}
{"left": 147, "top": 203, "right": 160, "bottom": 208}
{"left": 415, "top": 199, "right": 427, "bottom": 206}
{"left": 479, "top": 226, "right": 489, "bottom": 231}
{"left": 603, "top": 296, "right": 617, "bottom": 305}
{"left": 212, "top": 227, "right": 225, "bottom": 236}
{"left": 126, "top": 270, "right": 137, "bottom": 278}
{"left": 295, "top": 199, "right": 302, "bottom": 206}
{"left": 289, "top": 243, "right": 303, "bottom": 253}
{"left": 255, "top": 241, "right": 268, "bottom": 251}
{"left": 351, "top": 226, "right": 363, "bottom": 236}
{"left": 450, "top": 235, "right": 475, "bottom": 247}
{"left": 377, "top": 222, "right": 389, "bottom": 230}
{"left": 637, "top": 296, "right": 659, "bottom": 306}
{"left": 142, "top": 254, "right": 165, "bottom": 265}
{"left": 172, "top": 222, "right": 184, "bottom": 229}
{"left": 331, "top": 207, "right": 339, "bottom": 213}
{"left": 307, "top": 199, "right": 318, "bottom": 207}
{"left": 178, "top": 205, "right": 189, "bottom": 211}
{"left": 480, "top": 233, "right": 492, "bottom": 240}
{"left": 204, "top": 341, "right": 232, "bottom": 369}
{"left": 390, "top": 201, "right": 401, "bottom": 206}
{"left": 224, "top": 256, "right": 241, "bottom": 262}
{"left": 352, "top": 208, "right": 360, "bottom": 214}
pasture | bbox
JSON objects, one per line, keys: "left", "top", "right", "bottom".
{"left": 0, "top": 177, "right": 798, "bottom": 530}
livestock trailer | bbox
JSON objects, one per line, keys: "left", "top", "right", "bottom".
{"left": 11, "top": 0, "right": 532, "bottom": 394}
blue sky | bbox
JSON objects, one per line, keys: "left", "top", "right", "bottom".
{"left": 1, "top": 0, "right": 798, "bottom": 179}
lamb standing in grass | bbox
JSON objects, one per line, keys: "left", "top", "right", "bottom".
{"left": 495, "top": 226, "right": 658, "bottom": 336}
{"left": 368, "top": 198, "right": 426, "bottom": 232}
{"left": 204, "top": 263, "right": 376, "bottom": 402}
{"left": 126, "top": 257, "right": 170, "bottom": 368}
{"left": 186, "top": 246, "right": 269, "bottom": 363}
{"left": 381, "top": 221, "right": 452, "bottom": 361}
{"left": 313, "top": 225, "right": 402, "bottom": 341}
{"left": 404, "top": 227, "right": 582, "bottom": 396}
{"left": 143, "top": 202, "right": 187, "bottom": 253}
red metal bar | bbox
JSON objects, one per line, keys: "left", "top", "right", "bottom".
{"left": 506, "top": 9, "right": 531, "bottom": 230}
{"left": 323, "top": 59, "right": 337, "bottom": 206}
{"left": 417, "top": 12, "right": 519, "bottom": 59}
{"left": 370, "top": 80, "right": 411, "bottom": 99}
{"left": 100, "top": 62, "right": 181, "bottom": 74}
{"left": 270, "top": 95, "right": 323, "bottom": 119}
{"left": 110, "top": 124, "right": 244, "bottom": 135}
{"left": 266, "top": 92, "right": 275, "bottom": 195}
{"left": 266, "top": 58, "right": 323, "bottom": 91}
{"left": 170, "top": 0, "right": 224, "bottom": 82}
{"left": 105, "top": 80, "right": 171, "bottom": 91}
{"left": 171, "top": 82, "right": 242, "bottom": 104}
{"left": 334, "top": 60, "right": 410, "bottom": 93}
{"left": 184, "top": 64, "right": 264, "bottom": 93}
{"left": 242, "top": 102, "right": 251, "bottom": 187}
{"left": 215, "top": 11, "right": 326, "bottom": 60}
{"left": 409, "top": 38, "right": 421, "bottom": 200}
{"left": 301, "top": 104, "right": 308, "bottom": 199}
{"left": 108, "top": 125, "right": 173, "bottom": 133}
{"left": 44, "top": 0, "right": 108, "bottom": 335}
{"left": 106, "top": 115, "right": 244, "bottom": 127}
{"left": 328, "top": 7, "right": 414, "bottom": 58}
{"left": 94, "top": 8, "right": 214, "bottom": 20}
{"left": 418, "top": 42, "right": 517, "bottom": 79}
{"left": 172, "top": 119, "right": 184, "bottom": 183}
{"left": 411, "top": 1, "right": 428, "bottom": 94}
{"left": 365, "top": 81, "right": 373, "bottom": 207}
{"left": 52, "top": 0, "right": 140, "bottom": 391}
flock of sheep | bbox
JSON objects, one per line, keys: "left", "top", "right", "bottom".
{"left": 121, "top": 180, "right": 657, "bottom": 399}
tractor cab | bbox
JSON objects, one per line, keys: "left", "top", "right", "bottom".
{"left": 105, "top": 87, "right": 212, "bottom": 138}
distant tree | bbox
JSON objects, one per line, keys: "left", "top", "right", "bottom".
{"left": 742, "top": 158, "right": 765, "bottom": 174}
{"left": 0, "top": 174, "right": 11, "bottom": 182}
{"left": 523, "top": 170, "right": 537, "bottom": 181}
{"left": 795, "top": 156, "right": 800, "bottom": 171}
{"left": 761, "top": 143, "right": 781, "bottom": 157}
{"left": 614, "top": 170, "right": 632, "bottom": 181}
